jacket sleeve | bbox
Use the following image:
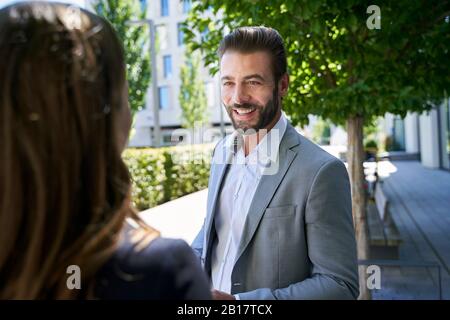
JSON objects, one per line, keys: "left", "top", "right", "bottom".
{"left": 169, "top": 239, "right": 212, "bottom": 300}
{"left": 237, "top": 159, "right": 359, "bottom": 300}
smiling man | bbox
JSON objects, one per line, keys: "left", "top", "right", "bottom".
{"left": 192, "top": 26, "right": 359, "bottom": 300}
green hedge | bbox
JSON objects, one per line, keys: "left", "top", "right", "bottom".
{"left": 123, "top": 144, "right": 214, "bottom": 211}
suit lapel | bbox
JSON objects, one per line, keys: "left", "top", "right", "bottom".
{"left": 234, "top": 124, "right": 300, "bottom": 264}
{"left": 203, "top": 143, "right": 234, "bottom": 257}
{"left": 204, "top": 162, "right": 227, "bottom": 237}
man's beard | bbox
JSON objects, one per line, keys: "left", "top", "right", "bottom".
{"left": 225, "top": 88, "right": 280, "bottom": 133}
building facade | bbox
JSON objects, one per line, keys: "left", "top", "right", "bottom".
{"left": 128, "top": 0, "right": 232, "bottom": 147}
{"left": 382, "top": 99, "right": 450, "bottom": 171}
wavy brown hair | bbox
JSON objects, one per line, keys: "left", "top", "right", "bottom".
{"left": 0, "top": 2, "right": 157, "bottom": 299}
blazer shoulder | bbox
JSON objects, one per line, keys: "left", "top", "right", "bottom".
{"left": 295, "top": 133, "right": 344, "bottom": 168}
{"left": 94, "top": 237, "right": 211, "bottom": 300}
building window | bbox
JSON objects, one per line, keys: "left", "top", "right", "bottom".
{"left": 163, "top": 55, "right": 172, "bottom": 78}
{"left": 392, "top": 116, "right": 406, "bottom": 151}
{"left": 163, "top": 134, "right": 183, "bottom": 145}
{"left": 177, "top": 23, "right": 184, "bottom": 46}
{"left": 182, "top": 0, "right": 191, "bottom": 13}
{"left": 161, "top": 0, "right": 169, "bottom": 16}
{"left": 158, "top": 86, "right": 169, "bottom": 110}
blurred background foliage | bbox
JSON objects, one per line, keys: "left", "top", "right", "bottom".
{"left": 123, "top": 144, "right": 213, "bottom": 210}
{"left": 94, "top": 0, "right": 151, "bottom": 116}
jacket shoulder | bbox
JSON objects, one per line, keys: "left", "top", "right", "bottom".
{"left": 294, "top": 132, "right": 345, "bottom": 169}
{"left": 94, "top": 237, "right": 211, "bottom": 300}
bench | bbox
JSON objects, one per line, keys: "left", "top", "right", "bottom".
{"left": 367, "top": 182, "right": 402, "bottom": 259}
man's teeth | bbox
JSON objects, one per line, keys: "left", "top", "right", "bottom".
{"left": 235, "top": 108, "right": 255, "bottom": 114}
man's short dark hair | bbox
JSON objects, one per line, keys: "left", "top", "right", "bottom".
{"left": 218, "top": 26, "right": 287, "bottom": 82}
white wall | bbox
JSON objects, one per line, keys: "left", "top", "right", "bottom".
{"left": 329, "top": 125, "right": 348, "bottom": 146}
{"left": 404, "top": 112, "right": 419, "bottom": 153}
{"left": 439, "top": 102, "right": 449, "bottom": 169}
{"left": 419, "top": 109, "right": 440, "bottom": 168}
{"left": 382, "top": 113, "right": 395, "bottom": 138}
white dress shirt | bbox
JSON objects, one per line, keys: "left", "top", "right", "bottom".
{"left": 211, "top": 113, "right": 287, "bottom": 294}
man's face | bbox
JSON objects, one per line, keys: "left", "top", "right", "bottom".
{"left": 220, "top": 50, "right": 288, "bottom": 133}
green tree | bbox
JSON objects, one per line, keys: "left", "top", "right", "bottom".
{"left": 363, "top": 118, "right": 380, "bottom": 152}
{"left": 179, "top": 51, "right": 209, "bottom": 128}
{"left": 93, "top": 0, "right": 151, "bottom": 115}
{"left": 185, "top": 0, "right": 450, "bottom": 299}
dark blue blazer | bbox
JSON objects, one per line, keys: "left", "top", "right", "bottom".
{"left": 94, "top": 234, "right": 211, "bottom": 300}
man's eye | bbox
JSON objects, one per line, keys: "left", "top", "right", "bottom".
{"left": 222, "top": 82, "right": 233, "bottom": 87}
{"left": 248, "top": 81, "right": 261, "bottom": 86}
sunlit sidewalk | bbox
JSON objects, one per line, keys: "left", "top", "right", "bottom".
{"left": 139, "top": 189, "right": 208, "bottom": 244}
{"left": 373, "top": 160, "right": 450, "bottom": 299}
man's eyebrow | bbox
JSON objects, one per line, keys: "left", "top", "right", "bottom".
{"left": 220, "top": 74, "right": 267, "bottom": 81}
{"left": 243, "top": 74, "right": 266, "bottom": 81}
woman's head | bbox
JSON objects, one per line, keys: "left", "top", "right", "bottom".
{"left": 0, "top": 2, "right": 133, "bottom": 298}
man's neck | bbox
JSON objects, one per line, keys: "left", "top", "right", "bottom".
{"left": 243, "top": 111, "right": 281, "bottom": 157}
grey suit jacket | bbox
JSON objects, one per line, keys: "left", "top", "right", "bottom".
{"left": 192, "top": 122, "right": 359, "bottom": 300}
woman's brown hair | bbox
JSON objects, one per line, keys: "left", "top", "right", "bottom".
{"left": 0, "top": 2, "right": 156, "bottom": 299}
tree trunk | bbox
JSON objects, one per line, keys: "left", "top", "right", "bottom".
{"left": 347, "top": 115, "right": 371, "bottom": 300}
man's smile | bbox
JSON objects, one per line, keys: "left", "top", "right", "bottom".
{"left": 232, "top": 107, "right": 258, "bottom": 121}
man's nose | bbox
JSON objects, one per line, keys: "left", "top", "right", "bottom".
{"left": 231, "top": 84, "right": 250, "bottom": 105}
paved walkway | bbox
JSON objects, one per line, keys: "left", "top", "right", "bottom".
{"left": 138, "top": 160, "right": 450, "bottom": 300}
{"left": 370, "top": 161, "right": 450, "bottom": 300}
{"left": 139, "top": 189, "right": 208, "bottom": 244}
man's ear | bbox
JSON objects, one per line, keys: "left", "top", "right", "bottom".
{"left": 278, "top": 73, "right": 289, "bottom": 97}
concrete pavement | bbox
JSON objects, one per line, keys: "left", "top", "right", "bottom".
{"left": 139, "top": 189, "right": 208, "bottom": 244}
